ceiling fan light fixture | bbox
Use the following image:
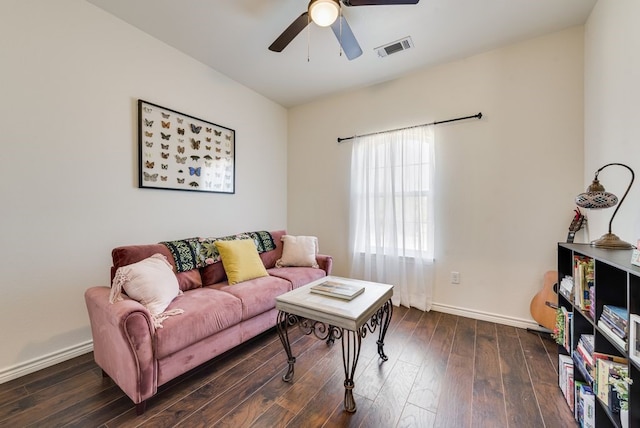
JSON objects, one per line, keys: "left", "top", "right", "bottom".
{"left": 309, "top": 0, "right": 340, "bottom": 27}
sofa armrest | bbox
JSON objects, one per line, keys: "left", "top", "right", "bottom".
{"left": 316, "top": 254, "right": 333, "bottom": 275}
{"left": 84, "top": 286, "right": 157, "bottom": 405}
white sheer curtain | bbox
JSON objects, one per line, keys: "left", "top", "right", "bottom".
{"left": 348, "top": 125, "right": 435, "bottom": 310}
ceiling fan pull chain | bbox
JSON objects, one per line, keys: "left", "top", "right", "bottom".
{"left": 339, "top": 7, "right": 343, "bottom": 57}
{"left": 307, "top": 13, "right": 311, "bottom": 62}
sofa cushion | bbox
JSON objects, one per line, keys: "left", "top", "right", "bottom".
{"left": 154, "top": 287, "right": 243, "bottom": 359}
{"left": 215, "top": 239, "right": 269, "bottom": 285}
{"left": 219, "top": 275, "right": 292, "bottom": 320}
{"left": 276, "top": 235, "right": 319, "bottom": 268}
{"left": 109, "top": 254, "right": 182, "bottom": 323}
{"left": 111, "top": 244, "right": 202, "bottom": 292}
{"left": 268, "top": 267, "right": 327, "bottom": 289}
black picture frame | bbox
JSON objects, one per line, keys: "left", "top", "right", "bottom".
{"left": 138, "top": 99, "right": 235, "bottom": 194}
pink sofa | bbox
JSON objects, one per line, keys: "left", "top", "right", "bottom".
{"left": 84, "top": 230, "right": 332, "bottom": 414}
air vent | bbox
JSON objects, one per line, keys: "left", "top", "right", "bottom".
{"left": 375, "top": 36, "right": 414, "bottom": 58}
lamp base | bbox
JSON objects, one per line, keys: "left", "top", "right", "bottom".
{"left": 590, "top": 233, "right": 635, "bottom": 250}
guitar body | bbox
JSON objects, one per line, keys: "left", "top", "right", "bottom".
{"left": 530, "top": 270, "right": 558, "bottom": 331}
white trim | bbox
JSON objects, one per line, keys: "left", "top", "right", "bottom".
{"left": 431, "top": 302, "right": 546, "bottom": 331}
{"left": 0, "top": 340, "right": 93, "bottom": 384}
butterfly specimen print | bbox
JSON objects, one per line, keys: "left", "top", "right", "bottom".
{"left": 143, "top": 172, "right": 158, "bottom": 182}
{"left": 138, "top": 102, "right": 234, "bottom": 193}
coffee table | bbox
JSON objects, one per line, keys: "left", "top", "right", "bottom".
{"left": 275, "top": 275, "right": 393, "bottom": 412}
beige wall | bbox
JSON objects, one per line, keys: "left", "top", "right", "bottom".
{"left": 0, "top": 0, "right": 287, "bottom": 380}
{"left": 584, "top": 0, "right": 640, "bottom": 244}
{"left": 288, "top": 27, "right": 585, "bottom": 328}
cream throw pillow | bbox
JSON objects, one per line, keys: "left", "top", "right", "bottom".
{"left": 215, "top": 239, "right": 269, "bottom": 285}
{"left": 109, "top": 253, "right": 183, "bottom": 327}
{"left": 276, "top": 235, "right": 319, "bottom": 268}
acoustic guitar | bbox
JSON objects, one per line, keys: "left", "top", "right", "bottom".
{"left": 529, "top": 209, "right": 586, "bottom": 330}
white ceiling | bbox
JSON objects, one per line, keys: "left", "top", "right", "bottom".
{"left": 86, "top": 0, "right": 597, "bottom": 108}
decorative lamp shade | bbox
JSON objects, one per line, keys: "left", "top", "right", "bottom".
{"left": 309, "top": 0, "right": 340, "bottom": 27}
{"left": 575, "top": 191, "right": 618, "bottom": 209}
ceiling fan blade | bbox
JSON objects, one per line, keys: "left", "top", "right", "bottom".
{"left": 342, "top": 0, "right": 419, "bottom": 5}
{"left": 269, "top": 12, "right": 309, "bottom": 52}
{"left": 330, "top": 16, "right": 362, "bottom": 60}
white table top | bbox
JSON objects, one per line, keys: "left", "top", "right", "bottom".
{"left": 275, "top": 276, "right": 394, "bottom": 331}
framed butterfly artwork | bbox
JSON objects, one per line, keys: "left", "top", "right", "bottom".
{"left": 138, "top": 99, "right": 235, "bottom": 194}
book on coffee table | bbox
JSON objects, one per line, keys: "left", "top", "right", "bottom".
{"left": 310, "top": 280, "right": 365, "bottom": 301}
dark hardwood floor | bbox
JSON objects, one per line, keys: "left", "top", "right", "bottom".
{"left": 0, "top": 308, "right": 577, "bottom": 427}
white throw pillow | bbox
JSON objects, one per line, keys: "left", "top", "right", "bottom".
{"left": 109, "top": 254, "right": 183, "bottom": 326}
{"left": 276, "top": 235, "right": 319, "bottom": 268}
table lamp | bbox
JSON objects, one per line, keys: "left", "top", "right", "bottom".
{"left": 575, "top": 163, "right": 635, "bottom": 249}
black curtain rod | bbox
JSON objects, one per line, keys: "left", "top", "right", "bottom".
{"left": 336, "top": 112, "right": 483, "bottom": 143}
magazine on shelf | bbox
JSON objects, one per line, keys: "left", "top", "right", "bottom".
{"left": 310, "top": 280, "right": 365, "bottom": 300}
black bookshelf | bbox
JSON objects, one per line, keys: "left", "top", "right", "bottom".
{"left": 557, "top": 243, "right": 640, "bottom": 428}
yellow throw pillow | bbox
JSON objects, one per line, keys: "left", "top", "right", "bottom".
{"left": 215, "top": 239, "right": 269, "bottom": 285}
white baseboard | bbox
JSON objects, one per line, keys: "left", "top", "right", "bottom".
{"left": 0, "top": 340, "right": 94, "bottom": 384}
{"left": 430, "top": 302, "right": 546, "bottom": 332}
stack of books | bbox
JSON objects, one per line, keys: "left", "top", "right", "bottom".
{"left": 593, "top": 353, "right": 628, "bottom": 413}
{"left": 573, "top": 334, "right": 594, "bottom": 384}
{"left": 575, "top": 381, "right": 595, "bottom": 428}
{"left": 557, "top": 306, "right": 573, "bottom": 352}
{"left": 597, "top": 305, "right": 628, "bottom": 350}
{"left": 573, "top": 256, "right": 594, "bottom": 312}
{"left": 559, "top": 276, "right": 574, "bottom": 301}
{"left": 559, "top": 354, "right": 575, "bottom": 412}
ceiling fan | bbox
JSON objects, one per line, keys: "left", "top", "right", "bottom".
{"left": 268, "top": 0, "right": 420, "bottom": 60}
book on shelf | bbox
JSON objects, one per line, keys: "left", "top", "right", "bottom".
{"left": 580, "top": 334, "right": 594, "bottom": 355}
{"left": 310, "top": 280, "right": 365, "bottom": 300}
{"left": 573, "top": 256, "right": 594, "bottom": 311}
{"left": 559, "top": 354, "right": 574, "bottom": 411}
{"left": 577, "top": 383, "right": 595, "bottom": 428}
{"left": 593, "top": 353, "right": 628, "bottom": 405}
{"left": 599, "top": 313, "right": 626, "bottom": 339}
{"left": 597, "top": 319, "right": 627, "bottom": 351}
{"left": 602, "top": 305, "right": 628, "bottom": 330}
{"left": 560, "top": 275, "right": 574, "bottom": 300}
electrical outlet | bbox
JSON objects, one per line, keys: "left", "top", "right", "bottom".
{"left": 451, "top": 271, "right": 460, "bottom": 284}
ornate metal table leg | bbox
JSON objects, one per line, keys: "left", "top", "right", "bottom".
{"left": 326, "top": 325, "right": 335, "bottom": 345}
{"left": 276, "top": 311, "right": 297, "bottom": 382}
{"left": 376, "top": 299, "right": 393, "bottom": 361}
{"left": 341, "top": 328, "right": 362, "bottom": 413}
